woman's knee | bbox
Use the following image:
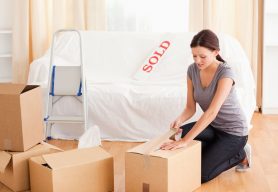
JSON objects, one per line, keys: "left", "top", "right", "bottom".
{"left": 201, "top": 175, "right": 211, "bottom": 183}
{"left": 201, "top": 169, "right": 219, "bottom": 183}
{"left": 201, "top": 164, "right": 214, "bottom": 183}
{"left": 180, "top": 122, "right": 196, "bottom": 137}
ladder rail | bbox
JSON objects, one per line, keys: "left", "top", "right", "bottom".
{"left": 44, "top": 29, "right": 88, "bottom": 139}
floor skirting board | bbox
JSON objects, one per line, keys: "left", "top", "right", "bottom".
{"left": 262, "top": 107, "right": 278, "bottom": 114}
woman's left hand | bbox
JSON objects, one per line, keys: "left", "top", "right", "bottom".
{"left": 160, "top": 140, "right": 188, "bottom": 150}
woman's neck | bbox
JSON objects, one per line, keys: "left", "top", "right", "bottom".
{"left": 203, "top": 60, "right": 220, "bottom": 73}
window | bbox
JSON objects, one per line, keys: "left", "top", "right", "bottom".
{"left": 107, "top": 0, "right": 189, "bottom": 32}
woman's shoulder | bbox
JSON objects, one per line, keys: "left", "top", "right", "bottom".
{"left": 217, "top": 62, "right": 236, "bottom": 78}
{"left": 188, "top": 63, "right": 197, "bottom": 71}
{"left": 219, "top": 62, "right": 232, "bottom": 69}
{"left": 218, "top": 62, "right": 234, "bottom": 73}
{"left": 187, "top": 63, "right": 197, "bottom": 79}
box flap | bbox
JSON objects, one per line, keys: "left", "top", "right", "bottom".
{"left": 21, "top": 85, "right": 40, "bottom": 94}
{"left": 128, "top": 140, "right": 200, "bottom": 159}
{"left": 27, "top": 141, "right": 64, "bottom": 153}
{"left": 148, "top": 140, "right": 200, "bottom": 158}
{"left": 0, "top": 151, "right": 12, "bottom": 173}
{"left": 40, "top": 141, "right": 64, "bottom": 152}
{"left": 0, "top": 83, "right": 26, "bottom": 95}
{"left": 128, "top": 129, "right": 177, "bottom": 158}
{"left": 42, "top": 147, "right": 111, "bottom": 170}
{"left": 9, "top": 142, "right": 63, "bottom": 160}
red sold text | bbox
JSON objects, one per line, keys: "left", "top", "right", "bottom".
{"left": 142, "top": 41, "right": 171, "bottom": 73}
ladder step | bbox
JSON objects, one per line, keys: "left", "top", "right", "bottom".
{"left": 46, "top": 116, "right": 84, "bottom": 123}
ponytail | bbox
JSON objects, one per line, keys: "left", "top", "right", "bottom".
{"left": 216, "top": 54, "right": 225, "bottom": 63}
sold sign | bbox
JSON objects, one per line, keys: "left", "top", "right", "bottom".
{"left": 142, "top": 41, "right": 171, "bottom": 73}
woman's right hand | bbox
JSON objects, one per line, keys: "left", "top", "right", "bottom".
{"left": 170, "top": 117, "right": 184, "bottom": 136}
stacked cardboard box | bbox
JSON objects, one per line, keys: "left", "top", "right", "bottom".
{"left": 0, "top": 84, "right": 44, "bottom": 152}
{"left": 0, "top": 83, "right": 114, "bottom": 192}
{"left": 0, "top": 83, "right": 58, "bottom": 191}
{"left": 0, "top": 142, "right": 62, "bottom": 191}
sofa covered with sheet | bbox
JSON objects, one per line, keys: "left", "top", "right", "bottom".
{"left": 28, "top": 31, "right": 256, "bottom": 141}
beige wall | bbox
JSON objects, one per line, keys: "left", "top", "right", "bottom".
{"left": 257, "top": 0, "right": 263, "bottom": 110}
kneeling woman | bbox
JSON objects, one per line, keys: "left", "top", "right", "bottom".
{"left": 161, "top": 29, "right": 251, "bottom": 183}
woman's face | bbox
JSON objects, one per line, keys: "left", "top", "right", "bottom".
{"left": 191, "top": 46, "right": 219, "bottom": 70}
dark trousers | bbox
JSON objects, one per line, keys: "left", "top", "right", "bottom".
{"left": 181, "top": 122, "right": 248, "bottom": 183}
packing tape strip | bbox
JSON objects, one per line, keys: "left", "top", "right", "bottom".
{"left": 144, "top": 128, "right": 177, "bottom": 155}
{"left": 142, "top": 128, "right": 177, "bottom": 169}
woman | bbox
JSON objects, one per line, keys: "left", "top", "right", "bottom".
{"left": 160, "top": 29, "right": 251, "bottom": 183}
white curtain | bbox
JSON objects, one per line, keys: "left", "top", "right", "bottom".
{"left": 12, "top": 0, "right": 106, "bottom": 83}
{"left": 107, "top": 0, "right": 189, "bottom": 32}
{"left": 189, "top": 0, "right": 259, "bottom": 102}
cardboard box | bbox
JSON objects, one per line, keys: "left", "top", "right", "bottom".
{"left": 0, "top": 83, "right": 44, "bottom": 151}
{"left": 29, "top": 146, "right": 114, "bottom": 192}
{"left": 125, "top": 130, "right": 201, "bottom": 192}
{"left": 0, "top": 142, "right": 61, "bottom": 192}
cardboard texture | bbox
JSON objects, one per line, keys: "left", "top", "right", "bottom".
{"left": 125, "top": 130, "right": 201, "bottom": 192}
{"left": 0, "top": 142, "right": 62, "bottom": 192}
{"left": 0, "top": 83, "right": 44, "bottom": 152}
{"left": 29, "top": 146, "right": 114, "bottom": 192}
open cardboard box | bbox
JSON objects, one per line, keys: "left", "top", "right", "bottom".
{"left": 0, "top": 142, "right": 62, "bottom": 192}
{"left": 29, "top": 146, "right": 114, "bottom": 192}
{"left": 125, "top": 129, "right": 201, "bottom": 192}
{"left": 0, "top": 83, "right": 44, "bottom": 152}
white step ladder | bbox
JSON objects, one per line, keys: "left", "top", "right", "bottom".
{"left": 44, "top": 29, "right": 88, "bottom": 139}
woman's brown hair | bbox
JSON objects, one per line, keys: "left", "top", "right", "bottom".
{"left": 190, "top": 29, "right": 225, "bottom": 62}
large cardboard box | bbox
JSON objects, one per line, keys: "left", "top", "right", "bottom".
{"left": 0, "top": 83, "right": 44, "bottom": 151}
{"left": 125, "top": 130, "right": 201, "bottom": 192}
{"left": 0, "top": 142, "right": 61, "bottom": 192}
{"left": 29, "top": 146, "right": 114, "bottom": 192}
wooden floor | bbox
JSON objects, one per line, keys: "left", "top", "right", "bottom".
{"left": 1, "top": 112, "right": 278, "bottom": 192}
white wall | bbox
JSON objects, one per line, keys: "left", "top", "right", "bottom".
{"left": 0, "top": 0, "right": 14, "bottom": 82}
{"left": 0, "top": 0, "right": 14, "bottom": 29}
{"left": 262, "top": 0, "right": 278, "bottom": 114}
